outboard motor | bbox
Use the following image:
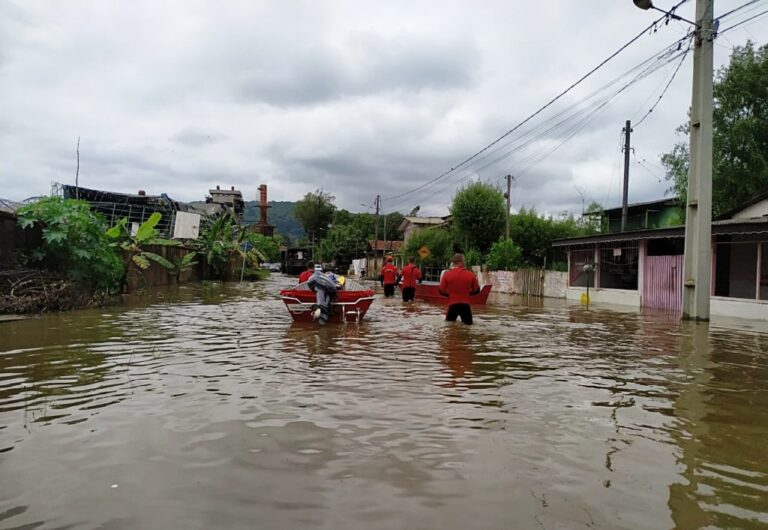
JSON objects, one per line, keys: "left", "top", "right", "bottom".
{"left": 307, "top": 268, "right": 338, "bottom": 325}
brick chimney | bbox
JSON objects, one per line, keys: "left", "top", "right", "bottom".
{"left": 258, "top": 184, "right": 268, "bottom": 225}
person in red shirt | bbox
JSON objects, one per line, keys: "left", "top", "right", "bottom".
{"left": 380, "top": 256, "right": 399, "bottom": 297}
{"left": 399, "top": 257, "right": 421, "bottom": 302}
{"left": 439, "top": 253, "right": 480, "bottom": 325}
{"left": 298, "top": 261, "right": 314, "bottom": 283}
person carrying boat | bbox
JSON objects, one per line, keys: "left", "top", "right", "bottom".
{"left": 439, "top": 253, "right": 480, "bottom": 325}
{"left": 307, "top": 264, "right": 337, "bottom": 325}
{"left": 380, "top": 256, "right": 398, "bottom": 298}
{"left": 298, "top": 261, "right": 314, "bottom": 283}
{"left": 399, "top": 257, "right": 421, "bottom": 302}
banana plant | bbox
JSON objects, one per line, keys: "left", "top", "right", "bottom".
{"left": 173, "top": 251, "right": 198, "bottom": 282}
{"left": 107, "top": 213, "right": 180, "bottom": 287}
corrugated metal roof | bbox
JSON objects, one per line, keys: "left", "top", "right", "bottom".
{"left": 553, "top": 217, "right": 768, "bottom": 247}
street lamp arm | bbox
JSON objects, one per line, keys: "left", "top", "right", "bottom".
{"left": 633, "top": 0, "right": 698, "bottom": 27}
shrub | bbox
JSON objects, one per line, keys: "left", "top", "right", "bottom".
{"left": 486, "top": 239, "right": 523, "bottom": 271}
{"left": 18, "top": 197, "right": 123, "bottom": 291}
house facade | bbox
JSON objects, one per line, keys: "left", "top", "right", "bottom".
{"left": 554, "top": 196, "right": 768, "bottom": 321}
{"left": 397, "top": 216, "right": 450, "bottom": 244}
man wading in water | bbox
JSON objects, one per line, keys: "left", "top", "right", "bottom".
{"left": 380, "top": 256, "right": 398, "bottom": 298}
{"left": 399, "top": 256, "right": 421, "bottom": 302}
{"left": 439, "top": 253, "right": 480, "bottom": 325}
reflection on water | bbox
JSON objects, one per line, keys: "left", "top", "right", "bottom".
{"left": 1, "top": 276, "right": 767, "bottom": 529}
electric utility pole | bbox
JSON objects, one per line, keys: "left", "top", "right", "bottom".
{"left": 505, "top": 174, "right": 512, "bottom": 240}
{"left": 373, "top": 195, "right": 381, "bottom": 273}
{"left": 621, "top": 120, "right": 632, "bottom": 232}
{"left": 682, "top": 0, "right": 714, "bottom": 320}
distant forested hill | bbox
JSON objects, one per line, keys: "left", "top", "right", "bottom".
{"left": 243, "top": 201, "right": 304, "bottom": 243}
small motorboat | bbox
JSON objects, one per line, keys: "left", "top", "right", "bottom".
{"left": 280, "top": 279, "right": 375, "bottom": 324}
{"left": 413, "top": 282, "right": 492, "bottom": 304}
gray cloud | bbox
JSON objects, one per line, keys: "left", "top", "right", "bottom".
{"left": 1, "top": 0, "right": 766, "bottom": 219}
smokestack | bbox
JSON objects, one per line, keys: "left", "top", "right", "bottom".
{"left": 258, "top": 184, "right": 268, "bottom": 225}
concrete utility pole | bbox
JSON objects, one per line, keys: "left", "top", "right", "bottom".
{"left": 621, "top": 120, "right": 632, "bottom": 232}
{"left": 373, "top": 195, "right": 381, "bottom": 273}
{"left": 505, "top": 174, "right": 512, "bottom": 240}
{"left": 682, "top": 0, "right": 714, "bottom": 320}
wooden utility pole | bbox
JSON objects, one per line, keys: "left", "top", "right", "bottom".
{"left": 505, "top": 174, "right": 512, "bottom": 240}
{"left": 383, "top": 211, "right": 388, "bottom": 261}
{"left": 621, "top": 120, "right": 631, "bottom": 232}
{"left": 682, "top": 0, "right": 714, "bottom": 320}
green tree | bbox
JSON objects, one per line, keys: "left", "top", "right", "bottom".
{"left": 246, "top": 233, "right": 280, "bottom": 262}
{"left": 382, "top": 211, "right": 405, "bottom": 241}
{"left": 508, "top": 208, "right": 584, "bottom": 267}
{"left": 450, "top": 181, "right": 505, "bottom": 254}
{"left": 403, "top": 228, "right": 453, "bottom": 268}
{"left": 486, "top": 239, "right": 523, "bottom": 271}
{"left": 662, "top": 41, "right": 768, "bottom": 216}
{"left": 294, "top": 189, "right": 336, "bottom": 242}
{"left": 17, "top": 197, "right": 124, "bottom": 290}
{"left": 316, "top": 224, "right": 367, "bottom": 271}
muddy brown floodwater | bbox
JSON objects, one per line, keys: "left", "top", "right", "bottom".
{"left": 1, "top": 274, "right": 767, "bottom": 529}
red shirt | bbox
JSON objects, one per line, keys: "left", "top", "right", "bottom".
{"left": 298, "top": 270, "right": 313, "bottom": 283}
{"left": 381, "top": 263, "right": 398, "bottom": 285}
{"left": 400, "top": 263, "right": 421, "bottom": 288}
{"left": 439, "top": 266, "right": 480, "bottom": 305}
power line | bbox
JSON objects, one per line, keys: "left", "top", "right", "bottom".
{"left": 720, "top": 7, "right": 768, "bottom": 32}
{"left": 634, "top": 37, "right": 693, "bottom": 128}
{"left": 386, "top": 39, "right": 691, "bottom": 212}
{"left": 716, "top": 0, "right": 766, "bottom": 21}
{"left": 382, "top": 0, "right": 691, "bottom": 203}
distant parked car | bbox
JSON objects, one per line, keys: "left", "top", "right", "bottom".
{"left": 269, "top": 263, "right": 281, "bottom": 272}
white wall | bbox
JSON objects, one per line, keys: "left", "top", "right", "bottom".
{"left": 565, "top": 287, "right": 641, "bottom": 308}
{"left": 732, "top": 199, "right": 768, "bottom": 219}
{"left": 711, "top": 297, "right": 768, "bottom": 321}
{"left": 487, "top": 270, "right": 567, "bottom": 298}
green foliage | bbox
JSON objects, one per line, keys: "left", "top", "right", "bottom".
{"left": 486, "top": 239, "right": 523, "bottom": 271}
{"left": 450, "top": 181, "right": 505, "bottom": 254}
{"left": 246, "top": 233, "right": 280, "bottom": 262}
{"left": 382, "top": 212, "right": 405, "bottom": 241}
{"left": 294, "top": 189, "right": 336, "bottom": 242}
{"left": 17, "top": 197, "right": 123, "bottom": 290}
{"left": 662, "top": 41, "right": 768, "bottom": 217}
{"left": 464, "top": 248, "right": 482, "bottom": 268}
{"left": 404, "top": 228, "right": 453, "bottom": 267}
{"left": 172, "top": 251, "right": 198, "bottom": 282}
{"left": 317, "top": 224, "right": 367, "bottom": 270}
{"left": 106, "top": 213, "right": 180, "bottom": 287}
{"left": 191, "top": 215, "right": 265, "bottom": 279}
{"left": 508, "top": 208, "right": 586, "bottom": 267}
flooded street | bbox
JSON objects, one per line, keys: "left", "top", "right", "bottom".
{"left": 1, "top": 274, "right": 767, "bottom": 529}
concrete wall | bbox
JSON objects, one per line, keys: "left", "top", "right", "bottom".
{"left": 711, "top": 297, "right": 768, "bottom": 321}
{"left": 565, "top": 287, "right": 642, "bottom": 308}
{"left": 487, "top": 269, "right": 567, "bottom": 298}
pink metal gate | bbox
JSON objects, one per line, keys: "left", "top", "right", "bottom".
{"left": 643, "top": 255, "right": 683, "bottom": 312}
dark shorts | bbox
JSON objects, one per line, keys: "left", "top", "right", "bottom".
{"left": 446, "top": 303, "right": 473, "bottom": 325}
{"left": 402, "top": 286, "right": 416, "bottom": 302}
{"left": 383, "top": 284, "right": 396, "bottom": 297}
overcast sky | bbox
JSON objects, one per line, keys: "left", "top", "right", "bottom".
{"left": 1, "top": 1, "right": 766, "bottom": 217}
